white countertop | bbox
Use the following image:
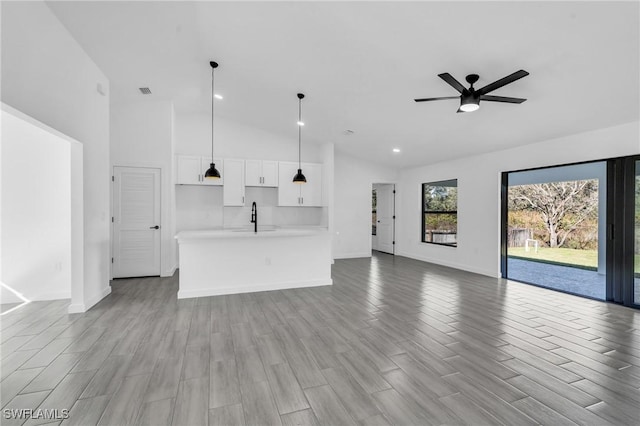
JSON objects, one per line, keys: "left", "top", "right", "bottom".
{"left": 175, "top": 226, "right": 328, "bottom": 241}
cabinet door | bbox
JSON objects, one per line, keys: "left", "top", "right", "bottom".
{"left": 277, "top": 162, "right": 302, "bottom": 206}
{"left": 245, "top": 159, "right": 262, "bottom": 187}
{"left": 201, "top": 156, "right": 224, "bottom": 186}
{"left": 261, "top": 160, "right": 279, "bottom": 187}
{"left": 176, "top": 155, "right": 203, "bottom": 184}
{"left": 223, "top": 159, "right": 245, "bottom": 206}
{"left": 301, "top": 163, "right": 322, "bottom": 206}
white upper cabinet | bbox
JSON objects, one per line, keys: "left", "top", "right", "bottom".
{"left": 176, "top": 155, "right": 202, "bottom": 185}
{"left": 176, "top": 156, "right": 321, "bottom": 207}
{"left": 245, "top": 159, "right": 278, "bottom": 187}
{"left": 301, "top": 163, "right": 322, "bottom": 206}
{"left": 245, "top": 159, "right": 262, "bottom": 187}
{"left": 261, "top": 160, "right": 279, "bottom": 187}
{"left": 223, "top": 158, "right": 245, "bottom": 206}
{"left": 277, "top": 161, "right": 322, "bottom": 207}
{"left": 277, "top": 162, "right": 302, "bottom": 207}
{"left": 176, "top": 155, "right": 223, "bottom": 186}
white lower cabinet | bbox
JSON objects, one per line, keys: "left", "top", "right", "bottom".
{"left": 278, "top": 162, "right": 322, "bottom": 206}
{"left": 223, "top": 158, "right": 245, "bottom": 206}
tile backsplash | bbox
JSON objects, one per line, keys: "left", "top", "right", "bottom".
{"left": 176, "top": 185, "right": 324, "bottom": 232}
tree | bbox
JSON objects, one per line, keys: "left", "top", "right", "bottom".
{"left": 509, "top": 180, "right": 598, "bottom": 248}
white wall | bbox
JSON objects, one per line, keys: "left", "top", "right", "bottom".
{"left": 1, "top": 1, "right": 110, "bottom": 312}
{"left": 1, "top": 108, "right": 72, "bottom": 303}
{"left": 333, "top": 151, "right": 399, "bottom": 259}
{"left": 111, "top": 100, "right": 176, "bottom": 276}
{"left": 396, "top": 121, "right": 640, "bottom": 278}
{"left": 176, "top": 113, "right": 324, "bottom": 162}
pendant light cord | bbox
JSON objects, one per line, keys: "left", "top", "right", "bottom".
{"left": 211, "top": 67, "right": 215, "bottom": 163}
{"left": 298, "top": 97, "right": 302, "bottom": 168}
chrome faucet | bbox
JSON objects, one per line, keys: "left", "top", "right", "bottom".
{"left": 251, "top": 202, "right": 257, "bottom": 233}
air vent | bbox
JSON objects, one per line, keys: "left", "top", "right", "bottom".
{"left": 139, "top": 87, "right": 152, "bottom": 95}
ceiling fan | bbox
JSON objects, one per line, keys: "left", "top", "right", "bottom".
{"left": 414, "top": 70, "right": 529, "bottom": 113}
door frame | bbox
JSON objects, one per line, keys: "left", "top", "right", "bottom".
{"left": 372, "top": 182, "right": 396, "bottom": 255}
{"left": 500, "top": 155, "right": 640, "bottom": 309}
{"left": 111, "top": 162, "right": 168, "bottom": 279}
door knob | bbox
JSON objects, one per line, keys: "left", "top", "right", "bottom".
{"left": 150, "top": 225, "right": 160, "bottom": 229}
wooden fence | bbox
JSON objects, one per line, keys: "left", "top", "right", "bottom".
{"left": 508, "top": 228, "right": 533, "bottom": 248}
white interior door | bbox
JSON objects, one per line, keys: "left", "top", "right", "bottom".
{"left": 376, "top": 184, "right": 395, "bottom": 254}
{"left": 113, "top": 166, "right": 161, "bottom": 278}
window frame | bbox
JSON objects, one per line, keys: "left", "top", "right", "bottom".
{"left": 421, "top": 179, "right": 458, "bottom": 247}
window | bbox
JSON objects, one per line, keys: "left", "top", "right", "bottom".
{"left": 422, "top": 179, "right": 457, "bottom": 246}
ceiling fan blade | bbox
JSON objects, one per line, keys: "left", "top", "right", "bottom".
{"left": 480, "top": 95, "right": 527, "bottom": 104}
{"left": 477, "top": 70, "right": 529, "bottom": 95}
{"left": 438, "top": 73, "right": 466, "bottom": 93}
{"left": 414, "top": 96, "right": 459, "bottom": 102}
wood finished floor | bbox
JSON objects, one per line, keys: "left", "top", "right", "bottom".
{"left": 2, "top": 253, "right": 640, "bottom": 426}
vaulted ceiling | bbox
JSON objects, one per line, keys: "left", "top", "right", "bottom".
{"left": 48, "top": 1, "right": 639, "bottom": 168}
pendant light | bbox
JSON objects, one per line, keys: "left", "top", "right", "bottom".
{"left": 204, "top": 61, "right": 221, "bottom": 179}
{"left": 293, "top": 93, "right": 307, "bottom": 184}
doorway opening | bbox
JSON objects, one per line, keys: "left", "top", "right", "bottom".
{"left": 502, "top": 156, "right": 639, "bottom": 308}
{"left": 372, "top": 183, "right": 395, "bottom": 255}
{"left": 504, "top": 162, "right": 605, "bottom": 299}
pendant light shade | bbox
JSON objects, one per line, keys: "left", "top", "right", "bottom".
{"left": 293, "top": 93, "right": 307, "bottom": 184}
{"left": 204, "top": 163, "right": 221, "bottom": 179}
{"left": 205, "top": 61, "right": 221, "bottom": 180}
{"left": 293, "top": 168, "right": 306, "bottom": 183}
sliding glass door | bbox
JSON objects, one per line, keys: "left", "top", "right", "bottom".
{"left": 501, "top": 155, "right": 639, "bottom": 308}
{"left": 635, "top": 159, "right": 639, "bottom": 305}
{"left": 504, "top": 162, "right": 606, "bottom": 299}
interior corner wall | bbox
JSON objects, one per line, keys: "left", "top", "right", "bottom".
{"left": 111, "top": 100, "right": 176, "bottom": 277}
{"left": 1, "top": 1, "right": 111, "bottom": 311}
{"left": 333, "top": 150, "right": 399, "bottom": 259}
{"left": 396, "top": 121, "right": 640, "bottom": 278}
{"left": 321, "top": 143, "right": 335, "bottom": 259}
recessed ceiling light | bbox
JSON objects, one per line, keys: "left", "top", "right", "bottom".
{"left": 214, "top": 94, "right": 223, "bottom": 100}
{"left": 393, "top": 148, "right": 401, "bottom": 153}
{"left": 297, "top": 121, "right": 305, "bottom": 126}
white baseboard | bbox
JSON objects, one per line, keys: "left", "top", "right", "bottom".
{"left": 69, "top": 286, "right": 112, "bottom": 313}
{"left": 2, "top": 290, "right": 71, "bottom": 304}
{"left": 334, "top": 252, "right": 371, "bottom": 259}
{"left": 67, "top": 303, "right": 86, "bottom": 314}
{"left": 177, "top": 278, "right": 333, "bottom": 299}
{"left": 34, "top": 291, "right": 72, "bottom": 301}
{"left": 162, "top": 265, "right": 177, "bottom": 278}
{"left": 396, "top": 251, "right": 500, "bottom": 278}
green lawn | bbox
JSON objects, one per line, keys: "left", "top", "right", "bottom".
{"left": 508, "top": 247, "right": 598, "bottom": 269}
{"left": 509, "top": 246, "right": 640, "bottom": 273}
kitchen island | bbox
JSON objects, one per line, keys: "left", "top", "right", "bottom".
{"left": 175, "top": 227, "right": 332, "bottom": 298}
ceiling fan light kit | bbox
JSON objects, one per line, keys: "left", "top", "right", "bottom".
{"left": 415, "top": 70, "right": 529, "bottom": 113}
